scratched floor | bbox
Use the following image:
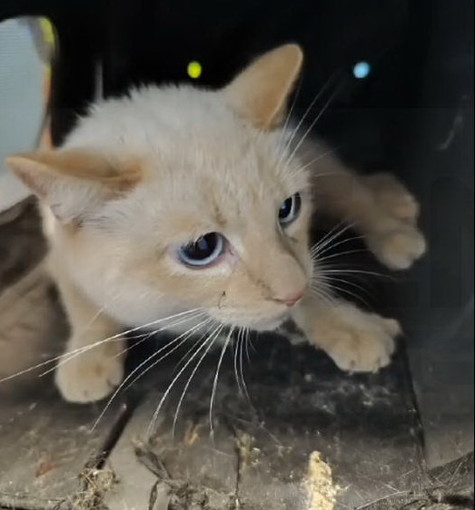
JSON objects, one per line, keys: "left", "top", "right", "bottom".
{"left": 0, "top": 201, "right": 472, "bottom": 510}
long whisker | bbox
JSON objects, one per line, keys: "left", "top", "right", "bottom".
{"left": 146, "top": 324, "right": 225, "bottom": 437}
{"left": 311, "top": 222, "right": 356, "bottom": 257}
{"left": 91, "top": 316, "right": 212, "bottom": 431}
{"left": 294, "top": 144, "right": 344, "bottom": 175}
{"left": 0, "top": 307, "right": 205, "bottom": 385}
{"left": 318, "top": 280, "right": 370, "bottom": 308}
{"left": 311, "top": 221, "right": 351, "bottom": 255}
{"left": 40, "top": 310, "right": 206, "bottom": 378}
{"left": 318, "top": 268, "right": 393, "bottom": 280}
{"left": 171, "top": 320, "right": 216, "bottom": 376}
{"left": 41, "top": 310, "right": 205, "bottom": 379}
{"left": 281, "top": 71, "right": 343, "bottom": 161}
{"left": 120, "top": 316, "right": 212, "bottom": 396}
{"left": 285, "top": 83, "right": 344, "bottom": 166}
{"left": 240, "top": 328, "right": 253, "bottom": 405}
{"left": 309, "top": 284, "right": 338, "bottom": 309}
{"left": 313, "top": 248, "right": 366, "bottom": 264}
{"left": 312, "top": 235, "right": 367, "bottom": 262}
{"left": 233, "top": 329, "right": 244, "bottom": 396}
{"left": 315, "top": 274, "right": 371, "bottom": 297}
{"left": 209, "top": 327, "right": 234, "bottom": 437}
{"left": 279, "top": 74, "right": 303, "bottom": 147}
{"left": 171, "top": 321, "right": 222, "bottom": 436}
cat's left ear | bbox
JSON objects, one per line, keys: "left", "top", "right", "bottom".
{"left": 223, "top": 44, "right": 303, "bottom": 130}
{"left": 5, "top": 149, "right": 141, "bottom": 224}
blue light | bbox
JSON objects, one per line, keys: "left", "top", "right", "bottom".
{"left": 353, "top": 61, "right": 371, "bottom": 79}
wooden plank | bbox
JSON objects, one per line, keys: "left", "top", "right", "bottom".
{"left": 104, "top": 336, "right": 425, "bottom": 510}
{"left": 0, "top": 378, "right": 128, "bottom": 510}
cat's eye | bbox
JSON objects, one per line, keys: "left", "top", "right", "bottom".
{"left": 177, "top": 232, "right": 225, "bottom": 267}
{"left": 278, "top": 193, "right": 302, "bottom": 226}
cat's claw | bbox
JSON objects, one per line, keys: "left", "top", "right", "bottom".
{"left": 55, "top": 340, "right": 125, "bottom": 403}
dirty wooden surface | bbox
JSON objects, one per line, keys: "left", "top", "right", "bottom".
{"left": 102, "top": 338, "right": 426, "bottom": 510}
{"left": 0, "top": 202, "right": 472, "bottom": 510}
{"left": 0, "top": 383, "right": 128, "bottom": 510}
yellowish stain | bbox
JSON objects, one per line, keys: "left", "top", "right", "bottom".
{"left": 184, "top": 423, "right": 203, "bottom": 446}
{"left": 305, "top": 452, "right": 337, "bottom": 510}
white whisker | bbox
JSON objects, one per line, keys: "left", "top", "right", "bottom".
{"left": 285, "top": 83, "right": 343, "bottom": 166}
{"left": 171, "top": 321, "right": 222, "bottom": 436}
{"left": 39, "top": 309, "right": 205, "bottom": 378}
{"left": 281, "top": 71, "right": 342, "bottom": 163}
{"left": 146, "top": 324, "right": 225, "bottom": 437}
{"left": 311, "top": 222, "right": 357, "bottom": 257}
{"left": 209, "top": 327, "right": 234, "bottom": 437}
{"left": 91, "top": 315, "right": 211, "bottom": 431}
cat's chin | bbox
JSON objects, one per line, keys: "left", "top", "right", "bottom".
{"left": 227, "top": 312, "right": 290, "bottom": 332}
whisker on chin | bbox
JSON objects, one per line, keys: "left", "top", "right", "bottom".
{"left": 233, "top": 328, "right": 244, "bottom": 397}
{"left": 39, "top": 309, "right": 206, "bottom": 378}
{"left": 146, "top": 324, "right": 225, "bottom": 438}
{"left": 171, "top": 322, "right": 221, "bottom": 437}
{"left": 115, "top": 316, "right": 211, "bottom": 396}
{"left": 91, "top": 315, "right": 212, "bottom": 432}
{"left": 240, "top": 328, "right": 253, "bottom": 405}
{"left": 171, "top": 322, "right": 214, "bottom": 376}
{"left": 0, "top": 307, "right": 203, "bottom": 384}
{"left": 209, "top": 327, "right": 234, "bottom": 437}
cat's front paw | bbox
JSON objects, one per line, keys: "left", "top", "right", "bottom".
{"left": 367, "top": 226, "right": 427, "bottom": 270}
{"left": 55, "top": 339, "right": 125, "bottom": 403}
{"left": 320, "top": 311, "right": 401, "bottom": 373}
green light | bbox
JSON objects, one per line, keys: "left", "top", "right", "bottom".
{"left": 187, "top": 61, "right": 202, "bottom": 79}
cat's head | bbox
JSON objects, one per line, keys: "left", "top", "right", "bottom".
{"left": 7, "top": 44, "right": 314, "bottom": 332}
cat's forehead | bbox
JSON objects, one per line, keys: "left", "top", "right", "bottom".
{"left": 70, "top": 85, "right": 306, "bottom": 193}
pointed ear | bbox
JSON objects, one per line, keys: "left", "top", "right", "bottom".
{"left": 223, "top": 44, "right": 303, "bottom": 129}
{"left": 5, "top": 150, "right": 142, "bottom": 224}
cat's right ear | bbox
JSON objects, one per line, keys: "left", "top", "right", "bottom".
{"left": 223, "top": 44, "right": 303, "bottom": 130}
{"left": 5, "top": 150, "right": 141, "bottom": 224}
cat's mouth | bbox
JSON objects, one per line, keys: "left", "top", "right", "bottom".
{"left": 217, "top": 309, "right": 290, "bottom": 332}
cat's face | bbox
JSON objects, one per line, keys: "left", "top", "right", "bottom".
{"left": 7, "top": 44, "right": 313, "bottom": 331}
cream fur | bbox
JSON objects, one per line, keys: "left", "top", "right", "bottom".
{"left": 6, "top": 45, "right": 426, "bottom": 402}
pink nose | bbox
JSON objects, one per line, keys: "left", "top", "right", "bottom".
{"left": 274, "top": 289, "right": 305, "bottom": 307}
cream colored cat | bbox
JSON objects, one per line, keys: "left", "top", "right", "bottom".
{"left": 6, "top": 44, "right": 426, "bottom": 403}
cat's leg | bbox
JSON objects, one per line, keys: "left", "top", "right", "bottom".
{"left": 312, "top": 159, "right": 426, "bottom": 270}
{"left": 53, "top": 270, "right": 125, "bottom": 403}
{"left": 362, "top": 172, "right": 420, "bottom": 224}
{"left": 292, "top": 294, "right": 401, "bottom": 373}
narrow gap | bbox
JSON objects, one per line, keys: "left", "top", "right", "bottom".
{"left": 87, "top": 396, "right": 140, "bottom": 470}
{"left": 399, "top": 339, "right": 430, "bottom": 485}
{"left": 225, "top": 418, "right": 244, "bottom": 510}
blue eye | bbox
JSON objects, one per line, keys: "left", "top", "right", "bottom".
{"left": 279, "top": 193, "right": 302, "bottom": 226}
{"left": 177, "top": 233, "right": 225, "bottom": 267}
